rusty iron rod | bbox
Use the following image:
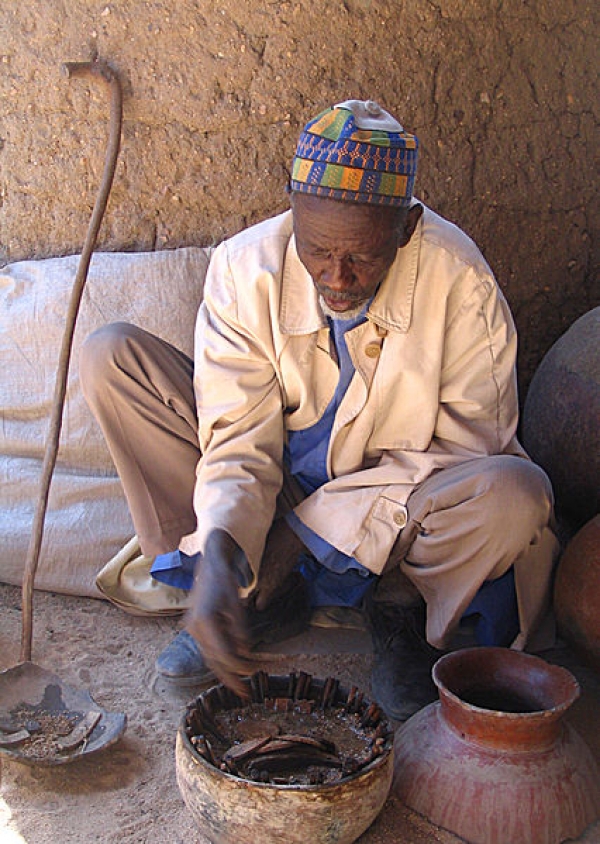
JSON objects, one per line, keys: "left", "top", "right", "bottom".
{"left": 20, "top": 57, "right": 122, "bottom": 663}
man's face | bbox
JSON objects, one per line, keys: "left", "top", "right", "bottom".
{"left": 291, "top": 193, "right": 404, "bottom": 314}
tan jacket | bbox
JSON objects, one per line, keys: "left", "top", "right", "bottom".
{"left": 181, "top": 204, "right": 526, "bottom": 587}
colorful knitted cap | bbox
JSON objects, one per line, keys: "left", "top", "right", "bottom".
{"left": 290, "top": 99, "right": 418, "bottom": 207}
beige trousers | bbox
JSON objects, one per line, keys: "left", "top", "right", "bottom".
{"left": 80, "top": 323, "right": 558, "bottom": 650}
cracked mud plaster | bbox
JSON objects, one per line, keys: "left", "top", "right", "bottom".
{"left": 0, "top": 0, "right": 598, "bottom": 394}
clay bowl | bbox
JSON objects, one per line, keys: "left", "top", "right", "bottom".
{"left": 176, "top": 672, "right": 394, "bottom": 844}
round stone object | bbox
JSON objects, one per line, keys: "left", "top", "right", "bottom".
{"left": 554, "top": 515, "right": 600, "bottom": 672}
{"left": 522, "top": 307, "right": 599, "bottom": 532}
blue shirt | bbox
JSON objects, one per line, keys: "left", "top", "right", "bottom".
{"left": 284, "top": 307, "right": 376, "bottom": 606}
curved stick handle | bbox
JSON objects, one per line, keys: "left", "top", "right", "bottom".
{"left": 20, "top": 58, "right": 123, "bottom": 662}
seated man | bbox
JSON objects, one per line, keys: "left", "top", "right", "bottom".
{"left": 80, "top": 100, "right": 558, "bottom": 721}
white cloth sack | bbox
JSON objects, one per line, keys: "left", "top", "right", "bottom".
{"left": 0, "top": 247, "right": 209, "bottom": 599}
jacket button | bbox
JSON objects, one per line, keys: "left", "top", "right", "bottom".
{"left": 365, "top": 342, "right": 381, "bottom": 358}
{"left": 393, "top": 509, "right": 408, "bottom": 528}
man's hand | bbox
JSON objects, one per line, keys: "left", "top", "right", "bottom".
{"left": 253, "top": 517, "right": 305, "bottom": 611}
{"left": 184, "top": 528, "right": 256, "bottom": 696}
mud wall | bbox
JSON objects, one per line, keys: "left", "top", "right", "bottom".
{"left": 1, "top": 0, "right": 598, "bottom": 395}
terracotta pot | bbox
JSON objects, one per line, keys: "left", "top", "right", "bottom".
{"left": 554, "top": 515, "right": 600, "bottom": 671}
{"left": 176, "top": 673, "right": 394, "bottom": 844}
{"left": 393, "top": 647, "right": 600, "bottom": 844}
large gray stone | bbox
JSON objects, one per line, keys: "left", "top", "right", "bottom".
{"left": 522, "top": 308, "right": 600, "bottom": 533}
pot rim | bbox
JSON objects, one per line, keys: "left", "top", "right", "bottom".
{"left": 178, "top": 672, "right": 394, "bottom": 792}
{"left": 177, "top": 721, "right": 392, "bottom": 792}
{"left": 431, "top": 646, "right": 580, "bottom": 722}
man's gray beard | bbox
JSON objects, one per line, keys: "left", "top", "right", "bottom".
{"left": 318, "top": 295, "right": 367, "bottom": 321}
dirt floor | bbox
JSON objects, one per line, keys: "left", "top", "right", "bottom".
{"left": 0, "top": 583, "right": 599, "bottom": 844}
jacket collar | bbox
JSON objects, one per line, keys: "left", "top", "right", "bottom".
{"left": 279, "top": 207, "right": 423, "bottom": 336}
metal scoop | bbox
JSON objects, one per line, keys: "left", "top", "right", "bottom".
{"left": 0, "top": 57, "right": 126, "bottom": 765}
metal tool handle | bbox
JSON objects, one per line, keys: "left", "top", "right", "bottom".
{"left": 20, "top": 57, "right": 123, "bottom": 662}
